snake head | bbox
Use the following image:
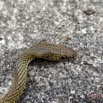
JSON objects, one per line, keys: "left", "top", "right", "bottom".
{"left": 60, "top": 46, "right": 77, "bottom": 59}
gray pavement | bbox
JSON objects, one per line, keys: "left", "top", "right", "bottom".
{"left": 0, "top": 0, "right": 103, "bottom": 103}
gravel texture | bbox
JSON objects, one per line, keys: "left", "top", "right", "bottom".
{"left": 0, "top": 0, "right": 103, "bottom": 103}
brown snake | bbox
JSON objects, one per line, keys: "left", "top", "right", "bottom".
{"left": 0, "top": 43, "right": 77, "bottom": 103}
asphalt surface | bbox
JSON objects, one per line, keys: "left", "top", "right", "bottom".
{"left": 0, "top": 0, "right": 103, "bottom": 103}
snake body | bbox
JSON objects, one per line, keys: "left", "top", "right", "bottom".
{"left": 0, "top": 43, "right": 77, "bottom": 103}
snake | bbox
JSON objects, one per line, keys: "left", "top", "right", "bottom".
{"left": 0, "top": 43, "right": 77, "bottom": 103}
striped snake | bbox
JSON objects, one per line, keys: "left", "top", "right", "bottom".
{"left": 0, "top": 43, "right": 77, "bottom": 103}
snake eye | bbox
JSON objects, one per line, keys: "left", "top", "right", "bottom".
{"left": 61, "top": 55, "right": 67, "bottom": 59}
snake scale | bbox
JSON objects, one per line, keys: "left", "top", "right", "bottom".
{"left": 0, "top": 43, "right": 77, "bottom": 103}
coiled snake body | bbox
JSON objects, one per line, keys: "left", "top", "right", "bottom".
{"left": 0, "top": 43, "right": 77, "bottom": 103}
